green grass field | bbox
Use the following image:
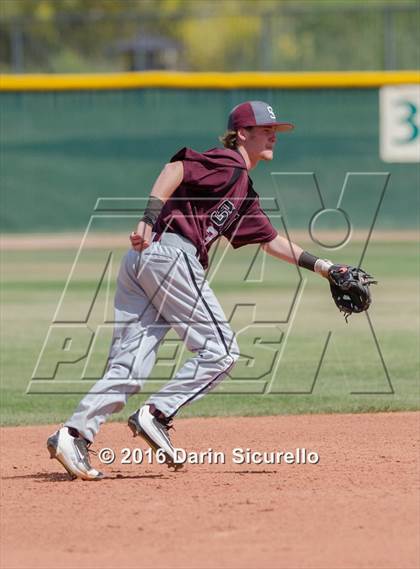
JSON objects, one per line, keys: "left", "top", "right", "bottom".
{"left": 1, "top": 237, "right": 418, "bottom": 426}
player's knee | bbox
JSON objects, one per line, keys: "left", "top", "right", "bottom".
{"left": 215, "top": 334, "right": 239, "bottom": 368}
{"left": 216, "top": 339, "right": 240, "bottom": 370}
{"left": 198, "top": 333, "right": 239, "bottom": 370}
{"left": 228, "top": 338, "right": 240, "bottom": 365}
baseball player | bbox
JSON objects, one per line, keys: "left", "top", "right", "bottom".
{"left": 47, "top": 101, "right": 375, "bottom": 480}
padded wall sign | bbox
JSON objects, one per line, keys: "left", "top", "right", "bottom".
{"left": 380, "top": 84, "right": 420, "bottom": 163}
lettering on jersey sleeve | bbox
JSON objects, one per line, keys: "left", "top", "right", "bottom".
{"left": 210, "top": 200, "right": 235, "bottom": 227}
{"left": 205, "top": 200, "right": 237, "bottom": 245}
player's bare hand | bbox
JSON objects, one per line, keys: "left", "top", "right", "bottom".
{"left": 130, "top": 222, "right": 152, "bottom": 251}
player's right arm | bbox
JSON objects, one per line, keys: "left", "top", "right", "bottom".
{"left": 130, "top": 161, "right": 183, "bottom": 251}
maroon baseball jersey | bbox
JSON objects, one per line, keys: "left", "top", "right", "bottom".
{"left": 153, "top": 147, "right": 278, "bottom": 268}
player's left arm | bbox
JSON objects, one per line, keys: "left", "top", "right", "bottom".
{"left": 261, "top": 233, "right": 332, "bottom": 277}
{"left": 262, "top": 233, "right": 377, "bottom": 318}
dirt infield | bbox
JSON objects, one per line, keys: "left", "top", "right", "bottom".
{"left": 1, "top": 413, "right": 419, "bottom": 569}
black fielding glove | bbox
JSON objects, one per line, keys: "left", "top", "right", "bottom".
{"left": 327, "top": 264, "right": 377, "bottom": 321}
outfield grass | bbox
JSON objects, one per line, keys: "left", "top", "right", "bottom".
{"left": 0, "top": 238, "right": 418, "bottom": 426}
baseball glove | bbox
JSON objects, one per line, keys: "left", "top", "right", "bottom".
{"left": 327, "top": 264, "right": 377, "bottom": 321}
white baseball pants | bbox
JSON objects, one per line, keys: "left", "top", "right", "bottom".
{"left": 66, "top": 234, "right": 239, "bottom": 442}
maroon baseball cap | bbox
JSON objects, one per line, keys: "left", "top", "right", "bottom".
{"left": 228, "top": 101, "right": 294, "bottom": 132}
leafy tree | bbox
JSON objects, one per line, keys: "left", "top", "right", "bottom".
{"left": 0, "top": 0, "right": 418, "bottom": 72}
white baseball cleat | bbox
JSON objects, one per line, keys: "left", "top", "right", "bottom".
{"left": 47, "top": 427, "right": 104, "bottom": 481}
{"left": 128, "top": 404, "right": 183, "bottom": 471}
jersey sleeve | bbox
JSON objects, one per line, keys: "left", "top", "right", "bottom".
{"left": 224, "top": 197, "right": 278, "bottom": 249}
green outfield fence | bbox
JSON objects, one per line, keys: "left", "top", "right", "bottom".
{"left": 0, "top": 71, "right": 419, "bottom": 232}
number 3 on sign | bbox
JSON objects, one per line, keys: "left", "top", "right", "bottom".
{"left": 395, "top": 100, "right": 418, "bottom": 143}
{"left": 380, "top": 84, "right": 420, "bottom": 163}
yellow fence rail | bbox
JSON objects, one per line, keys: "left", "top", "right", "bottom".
{"left": 0, "top": 70, "right": 419, "bottom": 91}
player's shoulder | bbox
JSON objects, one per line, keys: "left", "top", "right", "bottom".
{"left": 170, "top": 146, "right": 246, "bottom": 170}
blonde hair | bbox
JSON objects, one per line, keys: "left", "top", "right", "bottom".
{"left": 219, "top": 127, "right": 253, "bottom": 149}
{"left": 219, "top": 130, "right": 238, "bottom": 149}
